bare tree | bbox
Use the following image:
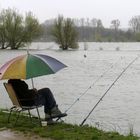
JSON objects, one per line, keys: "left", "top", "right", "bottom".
{"left": 94, "top": 19, "right": 104, "bottom": 41}
{"left": 97, "top": 19, "right": 104, "bottom": 28}
{"left": 129, "top": 16, "right": 140, "bottom": 33}
{"left": 80, "top": 18, "right": 85, "bottom": 27}
{"left": 91, "top": 18, "right": 97, "bottom": 28}
{"left": 110, "top": 19, "right": 120, "bottom": 41}
{"left": 86, "top": 18, "right": 90, "bottom": 27}
{"left": 111, "top": 19, "right": 120, "bottom": 31}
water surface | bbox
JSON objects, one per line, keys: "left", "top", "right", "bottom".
{"left": 0, "top": 42, "right": 140, "bottom": 135}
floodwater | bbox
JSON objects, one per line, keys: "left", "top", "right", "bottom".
{"left": 1, "top": 42, "right": 140, "bottom": 135}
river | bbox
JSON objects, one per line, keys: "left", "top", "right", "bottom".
{"left": 0, "top": 42, "right": 140, "bottom": 135}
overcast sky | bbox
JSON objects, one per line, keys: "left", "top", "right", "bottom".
{"left": 0, "top": 0, "right": 140, "bottom": 28}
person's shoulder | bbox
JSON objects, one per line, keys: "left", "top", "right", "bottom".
{"left": 8, "top": 79, "right": 22, "bottom": 83}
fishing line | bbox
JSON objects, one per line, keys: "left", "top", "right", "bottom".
{"left": 80, "top": 55, "right": 139, "bottom": 126}
{"left": 56, "top": 58, "right": 124, "bottom": 122}
{"left": 64, "top": 57, "right": 124, "bottom": 114}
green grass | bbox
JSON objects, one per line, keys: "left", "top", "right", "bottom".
{"left": 0, "top": 109, "right": 139, "bottom": 140}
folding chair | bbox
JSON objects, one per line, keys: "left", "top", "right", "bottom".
{"left": 4, "top": 83, "right": 43, "bottom": 126}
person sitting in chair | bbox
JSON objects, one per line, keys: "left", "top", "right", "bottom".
{"left": 8, "top": 79, "right": 67, "bottom": 124}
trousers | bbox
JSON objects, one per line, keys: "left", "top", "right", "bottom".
{"left": 35, "top": 88, "right": 56, "bottom": 113}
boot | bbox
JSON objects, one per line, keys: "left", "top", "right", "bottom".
{"left": 50, "top": 105, "right": 67, "bottom": 118}
{"left": 45, "top": 106, "right": 62, "bottom": 120}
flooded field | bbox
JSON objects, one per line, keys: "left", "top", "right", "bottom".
{"left": 0, "top": 42, "right": 140, "bottom": 135}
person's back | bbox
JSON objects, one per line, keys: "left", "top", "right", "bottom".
{"left": 8, "top": 79, "right": 35, "bottom": 106}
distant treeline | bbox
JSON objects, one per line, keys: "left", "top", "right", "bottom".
{"left": 38, "top": 17, "right": 140, "bottom": 42}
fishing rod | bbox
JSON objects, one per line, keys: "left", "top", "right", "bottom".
{"left": 64, "top": 57, "right": 123, "bottom": 114}
{"left": 80, "top": 55, "right": 139, "bottom": 126}
{"left": 56, "top": 58, "right": 123, "bottom": 122}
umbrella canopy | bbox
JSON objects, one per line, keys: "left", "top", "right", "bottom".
{"left": 0, "top": 54, "right": 67, "bottom": 80}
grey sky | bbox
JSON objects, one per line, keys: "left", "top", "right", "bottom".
{"left": 0, "top": 0, "right": 140, "bottom": 28}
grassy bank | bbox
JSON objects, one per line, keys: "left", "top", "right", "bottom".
{"left": 0, "top": 110, "right": 139, "bottom": 140}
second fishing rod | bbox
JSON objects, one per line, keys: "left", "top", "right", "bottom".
{"left": 80, "top": 55, "right": 139, "bottom": 126}
{"left": 64, "top": 57, "right": 124, "bottom": 113}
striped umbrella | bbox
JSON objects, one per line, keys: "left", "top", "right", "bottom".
{"left": 0, "top": 54, "right": 67, "bottom": 80}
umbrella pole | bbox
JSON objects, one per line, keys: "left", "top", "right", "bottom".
{"left": 31, "top": 78, "right": 34, "bottom": 88}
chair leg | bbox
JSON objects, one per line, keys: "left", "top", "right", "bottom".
{"left": 14, "top": 111, "right": 21, "bottom": 126}
{"left": 8, "top": 109, "right": 13, "bottom": 123}
{"left": 28, "top": 109, "right": 32, "bottom": 123}
{"left": 36, "top": 107, "right": 42, "bottom": 126}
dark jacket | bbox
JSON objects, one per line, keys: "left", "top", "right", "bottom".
{"left": 8, "top": 79, "right": 36, "bottom": 106}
